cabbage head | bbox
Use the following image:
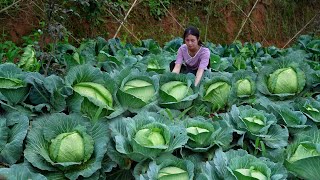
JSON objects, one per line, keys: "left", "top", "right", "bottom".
{"left": 49, "top": 130, "right": 94, "bottom": 163}
{"left": 158, "top": 166, "right": 189, "bottom": 180}
{"left": 66, "top": 65, "right": 117, "bottom": 120}
{"left": 73, "top": 82, "right": 113, "bottom": 108}
{"left": 133, "top": 154, "right": 194, "bottom": 180}
{"left": 123, "top": 79, "right": 155, "bottom": 103}
{"left": 24, "top": 113, "right": 109, "bottom": 179}
{"left": 236, "top": 79, "right": 253, "bottom": 97}
{"left": 134, "top": 128, "right": 166, "bottom": 147}
{"left": 234, "top": 167, "right": 268, "bottom": 180}
{"left": 268, "top": 67, "right": 300, "bottom": 94}
{"left": 159, "top": 73, "right": 197, "bottom": 109}
{"left": 209, "top": 149, "right": 287, "bottom": 180}
{"left": 257, "top": 53, "right": 309, "bottom": 98}
{"left": 161, "top": 81, "right": 193, "bottom": 101}
{"left": 203, "top": 81, "right": 231, "bottom": 111}
{"left": 109, "top": 112, "right": 188, "bottom": 162}
{"left": 116, "top": 68, "right": 158, "bottom": 110}
{"left": 183, "top": 116, "right": 233, "bottom": 152}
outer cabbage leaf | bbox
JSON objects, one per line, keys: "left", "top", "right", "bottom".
{"left": 0, "top": 163, "right": 46, "bottom": 180}
{"left": 24, "top": 72, "right": 67, "bottom": 113}
{"left": 0, "top": 112, "right": 29, "bottom": 164}
{"left": 295, "top": 97, "right": 320, "bottom": 123}
{"left": 285, "top": 128, "right": 320, "bottom": 180}
{"left": 163, "top": 37, "right": 183, "bottom": 53}
{"left": 0, "top": 63, "right": 29, "bottom": 105}
{"left": 65, "top": 65, "right": 122, "bottom": 120}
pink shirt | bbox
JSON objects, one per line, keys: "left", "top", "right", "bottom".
{"left": 175, "top": 44, "right": 210, "bottom": 70}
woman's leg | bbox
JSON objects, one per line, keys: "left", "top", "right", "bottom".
{"left": 170, "top": 61, "right": 175, "bottom": 71}
{"left": 170, "top": 61, "right": 187, "bottom": 73}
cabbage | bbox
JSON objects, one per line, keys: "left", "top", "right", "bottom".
{"left": 24, "top": 113, "right": 107, "bottom": 179}
{"left": 49, "top": 131, "right": 93, "bottom": 163}
{"left": 243, "top": 116, "right": 266, "bottom": 133}
{"left": 134, "top": 128, "right": 166, "bottom": 147}
{"left": 236, "top": 79, "right": 252, "bottom": 96}
{"left": 73, "top": 82, "right": 113, "bottom": 108}
{"left": 268, "top": 67, "right": 298, "bottom": 94}
{"left": 123, "top": 79, "right": 155, "bottom": 103}
{"left": 158, "top": 166, "right": 189, "bottom": 180}
{"left": 161, "top": 81, "right": 191, "bottom": 101}
{"left": 203, "top": 81, "right": 231, "bottom": 111}
{"left": 234, "top": 167, "right": 268, "bottom": 180}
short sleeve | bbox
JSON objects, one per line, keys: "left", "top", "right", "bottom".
{"left": 198, "top": 48, "right": 210, "bottom": 69}
{"left": 175, "top": 45, "right": 184, "bottom": 64}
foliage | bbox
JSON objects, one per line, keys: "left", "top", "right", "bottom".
{"left": 0, "top": 35, "right": 319, "bottom": 179}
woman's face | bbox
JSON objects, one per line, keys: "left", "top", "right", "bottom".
{"left": 184, "top": 34, "right": 199, "bottom": 51}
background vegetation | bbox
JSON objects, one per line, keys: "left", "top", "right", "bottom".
{"left": 0, "top": 0, "right": 319, "bottom": 48}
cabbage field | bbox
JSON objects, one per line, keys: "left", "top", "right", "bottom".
{"left": 0, "top": 35, "right": 320, "bottom": 180}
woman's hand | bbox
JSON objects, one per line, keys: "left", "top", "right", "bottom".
{"left": 194, "top": 68, "right": 204, "bottom": 86}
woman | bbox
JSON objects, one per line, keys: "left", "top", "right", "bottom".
{"left": 171, "top": 26, "right": 210, "bottom": 86}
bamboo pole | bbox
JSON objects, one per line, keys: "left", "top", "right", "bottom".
{"left": 0, "top": 0, "right": 23, "bottom": 14}
{"left": 230, "top": 0, "right": 269, "bottom": 45}
{"left": 113, "top": 0, "right": 138, "bottom": 38}
{"left": 282, "top": 13, "right": 319, "bottom": 49}
{"left": 234, "top": 0, "right": 260, "bottom": 42}
{"left": 159, "top": 0, "right": 184, "bottom": 30}
{"left": 106, "top": 9, "right": 140, "bottom": 42}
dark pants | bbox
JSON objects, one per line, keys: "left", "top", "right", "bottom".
{"left": 170, "top": 60, "right": 210, "bottom": 75}
{"left": 170, "top": 61, "right": 197, "bottom": 75}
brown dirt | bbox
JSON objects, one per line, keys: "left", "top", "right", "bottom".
{"left": 5, "top": 4, "right": 40, "bottom": 43}
{"left": 1, "top": 1, "right": 319, "bottom": 47}
{"left": 224, "top": 6, "right": 237, "bottom": 42}
{"left": 251, "top": 2, "right": 267, "bottom": 44}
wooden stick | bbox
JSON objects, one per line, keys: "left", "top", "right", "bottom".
{"left": 113, "top": 0, "right": 138, "bottom": 38}
{"left": 282, "top": 13, "right": 319, "bottom": 49}
{"left": 106, "top": 9, "right": 140, "bottom": 42}
{"left": 0, "top": 0, "right": 23, "bottom": 14}
{"left": 159, "top": 0, "right": 184, "bottom": 30}
{"left": 230, "top": 0, "right": 269, "bottom": 45}
{"left": 234, "top": 0, "right": 260, "bottom": 42}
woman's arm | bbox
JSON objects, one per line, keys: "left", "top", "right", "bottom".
{"left": 172, "top": 63, "right": 182, "bottom": 74}
{"left": 194, "top": 68, "right": 204, "bottom": 86}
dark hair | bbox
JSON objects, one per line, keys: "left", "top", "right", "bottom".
{"left": 183, "top": 26, "right": 203, "bottom": 46}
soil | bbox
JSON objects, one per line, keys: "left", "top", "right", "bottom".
{"left": 0, "top": 1, "right": 319, "bottom": 47}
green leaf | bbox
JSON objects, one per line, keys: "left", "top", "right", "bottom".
{"left": 0, "top": 163, "right": 46, "bottom": 180}
{"left": 18, "top": 45, "right": 40, "bottom": 72}
{"left": 0, "top": 112, "right": 29, "bottom": 165}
